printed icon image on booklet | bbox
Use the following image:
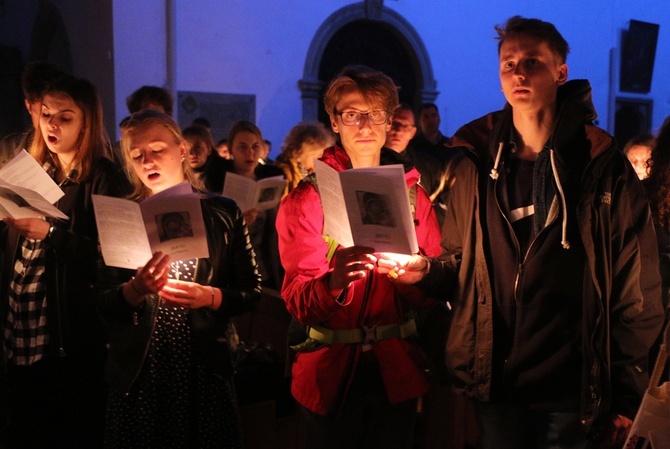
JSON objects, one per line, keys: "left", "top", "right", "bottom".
{"left": 314, "top": 160, "right": 418, "bottom": 255}
{"left": 92, "top": 181, "right": 209, "bottom": 269}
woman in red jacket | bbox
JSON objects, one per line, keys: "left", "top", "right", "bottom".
{"left": 276, "top": 67, "right": 442, "bottom": 449}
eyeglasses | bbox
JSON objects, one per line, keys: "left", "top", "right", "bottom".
{"left": 391, "top": 121, "right": 416, "bottom": 133}
{"left": 335, "top": 109, "right": 390, "bottom": 126}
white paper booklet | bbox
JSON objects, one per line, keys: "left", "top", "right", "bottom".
{"left": 222, "top": 172, "right": 286, "bottom": 212}
{"left": 93, "top": 182, "right": 209, "bottom": 269}
{"left": 314, "top": 160, "right": 418, "bottom": 255}
{"left": 0, "top": 150, "right": 67, "bottom": 220}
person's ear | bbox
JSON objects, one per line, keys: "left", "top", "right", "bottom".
{"left": 329, "top": 114, "right": 340, "bottom": 134}
{"left": 179, "top": 141, "right": 187, "bottom": 160}
{"left": 556, "top": 64, "right": 568, "bottom": 85}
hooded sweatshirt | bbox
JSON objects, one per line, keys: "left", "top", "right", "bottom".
{"left": 483, "top": 81, "right": 595, "bottom": 409}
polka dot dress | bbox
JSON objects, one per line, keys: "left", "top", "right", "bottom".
{"left": 105, "top": 259, "right": 243, "bottom": 449}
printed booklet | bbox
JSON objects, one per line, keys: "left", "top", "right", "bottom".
{"left": 314, "top": 160, "right": 418, "bottom": 255}
{"left": 93, "top": 181, "right": 209, "bottom": 269}
{"left": 0, "top": 150, "right": 67, "bottom": 220}
{"left": 222, "top": 172, "right": 286, "bottom": 212}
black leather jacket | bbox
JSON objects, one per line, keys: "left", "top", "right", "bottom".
{"left": 95, "top": 192, "right": 262, "bottom": 393}
{"left": 0, "top": 157, "right": 130, "bottom": 361}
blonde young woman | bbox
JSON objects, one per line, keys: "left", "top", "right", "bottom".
{"left": 275, "top": 121, "right": 335, "bottom": 196}
{"left": 1, "top": 73, "right": 130, "bottom": 449}
{"left": 96, "top": 110, "right": 261, "bottom": 449}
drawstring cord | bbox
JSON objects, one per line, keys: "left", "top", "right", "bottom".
{"left": 489, "top": 142, "right": 504, "bottom": 180}
{"left": 550, "top": 149, "right": 571, "bottom": 249}
{"left": 488, "top": 141, "right": 570, "bottom": 250}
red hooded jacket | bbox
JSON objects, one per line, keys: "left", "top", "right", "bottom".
{"left": 276, "top": 145, "right": 442, "bottom": 415}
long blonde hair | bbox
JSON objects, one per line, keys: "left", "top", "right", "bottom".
{"left": 29, "top": 74, "right": 109, "bottom": 182}
{"left": 120, "top": 110, "right": 203, "bottom": 201}
{"left": 278, "top": 121, "right": 334, "bottom": 194}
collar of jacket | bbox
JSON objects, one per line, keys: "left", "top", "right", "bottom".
{"left": 319, "top": 145, "right": 421, "bottom": 186}
{"left": 448, "top": 79, "right": 612, "bottom": 174}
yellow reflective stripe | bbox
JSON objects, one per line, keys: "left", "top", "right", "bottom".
{"left": 323, "top": 235, "right": 339, "bottom": 263}
{"left": 307, "top": 318, "right": 417, "bottom": 345}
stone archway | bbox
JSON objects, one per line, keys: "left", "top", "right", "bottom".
{"left": 299, "top": 1, "right": 438, "bottom": 121}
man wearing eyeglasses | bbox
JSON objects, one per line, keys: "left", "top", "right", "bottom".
{"left": 386, "top": 103, "right": 449, "bottom": 225}
{"left": 276, "top": 66, "right": 442, "bottom": 449}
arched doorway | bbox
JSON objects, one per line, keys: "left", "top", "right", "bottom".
{"left": 299, "top": 2, "right": 437, "bottom": 124}
{"left": 316, "top": 19, "right": 417, "bottom": 125}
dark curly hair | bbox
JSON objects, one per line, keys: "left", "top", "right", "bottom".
{"left": 646, "top": 117, "right": 670, "bottom": 230}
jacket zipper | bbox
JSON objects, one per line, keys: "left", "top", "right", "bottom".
{"left": 581, "top": 201, "right": 604, "bottom": 431}
{"left": 329, "top": 273, "right": 373, "bottom": 418}
{"left": 124, "top": 294, "right": 161, "bottom": 395}
{"left": 580, "top": 159, "right": 604, "bottom": 431}
{"left": 485, "top": 131, "right": 608, "bottom": 427}
{"left": 55, "top": 260, "right": 65, "bottom": 356}
{"left": 493, "top": 168, "right": 559, "bottom": 388}
{"left": 53, "top": 192, "right": 66, "bottom": 357}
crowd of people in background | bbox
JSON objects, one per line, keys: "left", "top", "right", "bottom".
{"left": 0, "top": 14, "right": 668, "bottom": 449}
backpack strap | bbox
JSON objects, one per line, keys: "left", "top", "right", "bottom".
{"left": 323, "top": 234, "right": 339, "bottom": 263}
{"left": 302, "top": 174, "right": 340, "bottom": 262}
{"left": 288, "top": 170, "right": 420, "bottom": 353}
{"left": 408, "top": 183, "right": 417, "bottom": 223}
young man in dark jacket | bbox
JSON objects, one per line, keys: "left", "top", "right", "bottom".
{"left": 379, "top": 16, "right": 665, "bottom": 449}
{"left": 385, "top": 103, "right": 449, "bottom": 225}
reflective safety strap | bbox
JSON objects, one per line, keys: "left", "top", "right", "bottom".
{"left": 307, "top": 318, "right": 417, "bottom": 345}
{"left": 323, "top": 234, "right": 338, "bottom": 263}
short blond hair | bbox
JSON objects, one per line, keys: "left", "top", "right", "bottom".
{"left": 324, "top": 67, "right": 399, "bottom": 118}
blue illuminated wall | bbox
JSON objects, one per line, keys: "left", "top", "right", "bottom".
{"left": 1, "top": 0, "right": 668, "bottom": 155}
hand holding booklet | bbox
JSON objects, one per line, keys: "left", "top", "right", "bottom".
{"left": 314, "top": 160, "right": 418, "bottom": 255}
{"left": 92, "top": 182, "right": 209, "bottom": 269}
{"left": 222, "top": 172, "right": 286, "bottom": 212}
{"left": 0, "top": 150, "right": 67, "bottom": 220}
